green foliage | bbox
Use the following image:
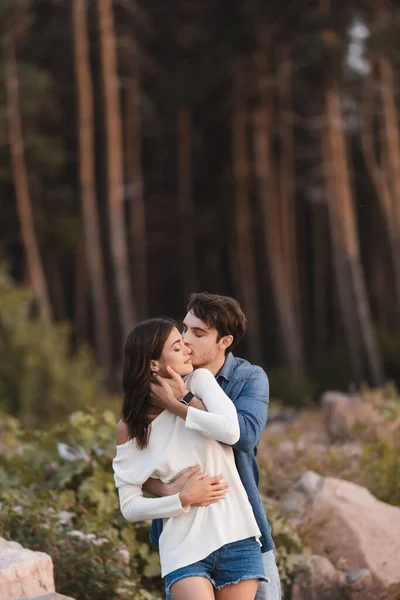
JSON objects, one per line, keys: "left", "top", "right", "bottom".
{"left": 0, "top": 268, "right": 102, "bottom": 426}
{"left": 265, "top": 503, "right": 306, "bottom": 594}
{"left": 359, "top": 439, "right": 400, "bottom": 506}
{"left": 0, "top": 408, "right": 162, "bottom": 600}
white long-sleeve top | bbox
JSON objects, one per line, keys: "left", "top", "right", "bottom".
{"left": 113, "top": 368, "right": 261, "bottom": 577}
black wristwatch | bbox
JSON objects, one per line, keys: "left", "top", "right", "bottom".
{"left": 179, "top": 392, "right": 194, "bottom": 405}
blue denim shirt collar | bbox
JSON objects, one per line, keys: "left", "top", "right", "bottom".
{"left": 216, "top": 352, "right": 235, "bottom": 381}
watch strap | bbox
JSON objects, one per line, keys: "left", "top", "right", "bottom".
{"left": 180, "top": 391, "right": 194, "bottom": 405}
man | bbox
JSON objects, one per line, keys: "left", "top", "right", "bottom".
{"left": 146, "top": 292, "right": 281, "bottom": 600}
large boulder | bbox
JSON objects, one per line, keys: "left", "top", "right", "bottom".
{"left": 281, "top": 472, "right": 400, "bottom": 600}
{"left": 320, "top": 391, "right": 382, "bottom": 442}
{"left": 0, "top": 538, "right": 54, "bottom": 600}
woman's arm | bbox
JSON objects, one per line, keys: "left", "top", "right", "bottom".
{"left": 184, "top": 369, "right": 240, "bottom": 445}
{"left": 116, "top": 476, "right": 189, "bottom": 522}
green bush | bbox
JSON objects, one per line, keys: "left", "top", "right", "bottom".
{"left": 0, "top": 409, "right": 162, "bottom": 599}
{"left": 264, "top": 503, "right": 306, "bottom": 594}
{"left": 0, "top": 268, "right": 102, "bottom": 426}
{"left": 359, "top": 439, "right": 400, "bottom": 506}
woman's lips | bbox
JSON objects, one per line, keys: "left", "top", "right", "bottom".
{"left": 184, "top": 357, "right": 192, "bottom": 364}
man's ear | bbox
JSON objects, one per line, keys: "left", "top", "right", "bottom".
{"left": 150, "top": 360, "right": 160, "bottom": 372}
{"left": 220, "top": 335, "right": 233, "bottom": 351}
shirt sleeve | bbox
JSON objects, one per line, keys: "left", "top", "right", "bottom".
{"left": 184, "top": 369, "right": 240, "bottom": 445}
{"left": 231, "top": 368, "right": 269, "bottom": 453}
{"left": 113, "top": 445, "right": 189, "bottom": 522}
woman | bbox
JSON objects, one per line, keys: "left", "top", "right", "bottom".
{"left": 113, "top": 318, "right": 266, "bottom": 600}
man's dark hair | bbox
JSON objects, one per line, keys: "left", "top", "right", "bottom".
{"left": 187, "top": 292, "right": 247, "bottom": 353}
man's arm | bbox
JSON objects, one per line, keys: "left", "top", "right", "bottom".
{"left": 143, "top": 478, "right": 173, "bottom": 497}
{"left": 231, "top": 368, "right": 269, "bottom": 453}
{"left": 143, "top": 466, "right": 200, "bottom": 497}
{"left": 143, "top": 466, "right": 228, "bottom": 504}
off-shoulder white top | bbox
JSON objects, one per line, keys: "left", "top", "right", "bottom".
{"left": 112, "top": 368, "right": 261, "bottom": 577}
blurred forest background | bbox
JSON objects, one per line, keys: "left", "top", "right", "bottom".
{"left": 2, "top": 0, "right": 400, "bottom": 414}
{"left": 1, "top": 3, "right": 400, "bottom": 599}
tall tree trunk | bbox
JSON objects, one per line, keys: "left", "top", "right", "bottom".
{"left": 48, "top": 253, "right": 67, "bottom": 320}
{"left": 360, "top": 74, "right": 400, "bottom": 318}
{"left": 3, "top": 28, "right": 51, "bottom": 316}
{"left": 313, "top": 202, "right": 329, "bottom": 350}
{"left": 277, "top": 53, "right": 305, "bottom": 372}
{"left": 74, "top": 231, "right": 89, "bottom": 343}
{"left": 378, "top": 57, "right": 400, "bottom": 313}
{"left": 72, "top": 0, "right": 112, "bottom": 369}
{"left": 323, "top": 78, "right": 384, "bottom": 384}
{"left": 322, "top": 117, "right": 364, "bottom": 382}
{"left": 177, "top": 106, "right": 198, "bottom": 301}
{"left": 320, "top": 0, "right": 384, "bottom": 385}
{"left": 253, "top": 53, "right": 304, "bottom": 376}
{"left": 177, "top": 106, "right": 197, "bottom": 302}
{"left": 125, "top": 41, "right": 148, "bottom": 320}
{"left": 232, "top": 65, "right": 262, "bottom": 363}
{"left": 96, "top": 0, "right": 136, "bottom": 338}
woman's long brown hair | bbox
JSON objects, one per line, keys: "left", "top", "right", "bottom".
{"left": 122, "top": 318, "right": 175, "bottom": 449}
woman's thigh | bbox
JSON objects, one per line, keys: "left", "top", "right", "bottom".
{"left": 215, "top": 579, "right": 258, "bottom": 600}
{"left": 170, "top": 576, "right": 215, "bottom": 600}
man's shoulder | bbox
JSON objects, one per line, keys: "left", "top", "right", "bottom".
{"left": 231, "top": 355, "right": 268, "bottom": 382}
{"left": 226, "top": 355, "right": 269, "bottom": 404}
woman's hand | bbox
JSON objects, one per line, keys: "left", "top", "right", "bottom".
{"left": 149, "top": 376, "right": 177, "bottom": 410}
{"left": 164, "top": 365, "right": 189, "bottom": 400}
{"left": 179, "top": 472, "right": 229, "bottom": 508}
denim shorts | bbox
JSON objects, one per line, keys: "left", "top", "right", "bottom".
{"left": 165, "top": 537, "right": 267, "bottom": 594}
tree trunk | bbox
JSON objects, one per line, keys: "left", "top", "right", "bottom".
{"left": 319, "top": 0, "right": 384, "bottom": 385}
{"left": 253, "top": 53, "right": 304, "bottom": 376}
{"left": 177, "top": 106, "right": 198, "bottom": 302}
{"left": 232, "top": 66, "right": 262, "bottom": 363}
{"left": 322, "top": 116, "right": 364, "bottom": 382}
{"left": 378, "top": 57, "right": 400, "bottom": 313}
{"left": 74, "top": 230, "right": 89, "bottom": 343}
{"left": 3, "top": 28, "right": 51, "bottom": 316}
{"left": 48, "top": 253, "right": 67, "bottom": 320}
{"left": 323, "top": 82, "right": 384, "bottom": 385}
{"left": 313, "top": 202, "right": 329, "bottom": 350}
{"left": 125, "top": 42, "right": 148, "bottom": 320}
{"left": 360, "top": 74, "right": 400, "bottom": 318}
{"left": 96, "top": 0, "right": 136, "bottom": 338}
{"left": 72, "top": 0, "right": 112, "bottom": 369}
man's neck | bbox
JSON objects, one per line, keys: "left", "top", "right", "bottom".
{"left": 200, "top": 353, "right": 226, "bottom": 377}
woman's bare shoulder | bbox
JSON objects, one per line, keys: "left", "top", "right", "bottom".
{"left": 116, "top": 420, "right": 131, "bottom": 446}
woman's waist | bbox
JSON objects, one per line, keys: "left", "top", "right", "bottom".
{"left": 162, "top": 488, "right": 259, "bottom": 539}
{"left": 153, "top": 451, "right": 239, "bottom": 485}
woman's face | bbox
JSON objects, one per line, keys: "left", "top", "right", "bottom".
{"left": 154, "top": 327, "right": 193, "bottom": 377}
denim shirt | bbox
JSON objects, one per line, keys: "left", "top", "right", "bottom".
{"left": 149, "top": 353, "right": 275, "bottom": 554}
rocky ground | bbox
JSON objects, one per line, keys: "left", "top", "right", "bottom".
{"left": 1, "top": 387, "right": 399, "bottom": 600}
{"left": 258, "top": 388, "right": 400, "bottom": 599}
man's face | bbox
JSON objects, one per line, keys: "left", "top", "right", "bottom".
{"left": 182, "top": 311, "right": 224, "bottom": 369}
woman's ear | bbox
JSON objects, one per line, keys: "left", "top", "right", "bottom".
{"left": 150, "top": 359, "right": 160, "bottom": 373}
